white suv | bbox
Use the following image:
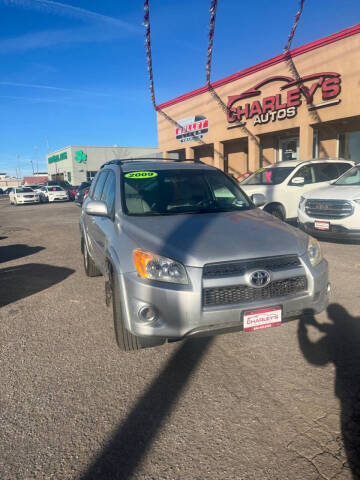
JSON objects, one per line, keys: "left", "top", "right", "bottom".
{"left": 240, "top": 159, "right": 353, "bottom": 221}
{"left": 298, "top": 164, "right": 360, "bottom": 240}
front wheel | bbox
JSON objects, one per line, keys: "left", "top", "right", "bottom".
{"left": 111, "top": 270, "right": 165, "bottom": 351}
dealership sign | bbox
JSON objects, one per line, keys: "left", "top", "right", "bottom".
{"left": 227, "top": 72, "right": 341, "bottom": 126}
{"left": 175, "top": 115, "right": 209, "bottom": 142}
{"left": 48, "top": 151, "right": 67, "bottom": 164}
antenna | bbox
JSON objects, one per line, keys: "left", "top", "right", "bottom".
{"left": 45, "top": 135, "right": 50, "bottom": 153}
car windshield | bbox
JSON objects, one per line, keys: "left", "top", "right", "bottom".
{"left": 16, "top": 187, "right": 34, "bottom": 193}
{"left": 241, "top": 167, "right": 296, "bottom": 185}
{"left": 333, "top": 165, "right": 360, "bottom": 185}
{"left": 122, "top": 169, "right": 253, "bottom": 216}
{"left": 49, "top": 186, "right": 63, "bottom": 191}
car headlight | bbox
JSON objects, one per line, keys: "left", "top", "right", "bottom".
{"left": 299, "top": 196, "right": 306, "bottom": 209}
{"left": 133, "top": 249, "right": 189, "bottom": 284}
{"left": 353, "top": 199, "right": 360, "bottom": 205}
{"left": 307, "top": 236, "right": 323, "bottom": 266}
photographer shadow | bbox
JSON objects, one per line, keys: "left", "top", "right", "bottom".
{"left": 298, "top": 304, "right": 360, "bottom": 478}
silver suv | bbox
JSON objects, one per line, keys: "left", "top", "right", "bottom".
{"left": 80, "top": 158, "right": 329, "bottom": 351}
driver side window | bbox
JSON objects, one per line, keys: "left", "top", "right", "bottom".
{"left": 293, "top": 165, "right": 315, "bottom": 184}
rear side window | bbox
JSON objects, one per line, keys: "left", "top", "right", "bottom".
{"left": 92, "top": 172, "right": 108, "bottom": 200}
{"left": 314, "top": 163, "right": 346, "bottom": 182}
{"left": 336, "top": 163, "right": 352, "bottom": 177}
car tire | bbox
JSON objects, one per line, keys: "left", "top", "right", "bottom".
{"left": 83, "top": 238, "right": 101, "bottom": 277}
{"left": 111, "top": 269, "right": 165, "bottom": 351}
{"left": 267, "top": 204, "right": 285, "bottom": 221}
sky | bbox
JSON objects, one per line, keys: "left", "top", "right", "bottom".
{"left": 0, "top": 0, "right": 359, "bottom": 177}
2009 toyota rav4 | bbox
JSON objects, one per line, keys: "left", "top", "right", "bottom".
{"left": 79, "top": 158, "right": 329, "bottom": 351}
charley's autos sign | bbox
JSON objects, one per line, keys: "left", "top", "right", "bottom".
{"left": 227, "top": 72, "right": 341, "bottom": 126}
{"left": 175, "top": 115, "right": 209, "bottom": 142}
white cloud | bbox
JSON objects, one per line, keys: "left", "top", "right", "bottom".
{"left": 0, "top": 25, "right": 136, "bottom": 54}
{"left": 0, "top": 81, "right": 113, "bottom": 97}
{"left": 1, "top": 0, "right": 140, "bottom": 31}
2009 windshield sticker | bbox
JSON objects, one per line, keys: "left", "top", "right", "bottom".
{"left": 124, "top": 171, "right": 158, "bottom": 179}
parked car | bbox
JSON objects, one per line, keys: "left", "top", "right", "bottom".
{"left": 46, "top": 180, "right": 77, "bottom": 200}
{"left": 4, "top": 187, "right": 13, "bottom": 195}
{"left": 9, "top": 186, "right": 40, "bottom": 205}
{"left": 298, "top": 164, "right": 360, "bottom": 240}
{"left": 240, "top": 159, "right": 353, "bottom": 221}
{"left": 80, "top": 158, "right": 329, "bottom": 352}
{"left": 39, "top": 185, "right": 69, "bottom": 203}
{"left": 0, "top": 188, "right": 3, "bottom": 195}
{"left": 75, "top": 182, "right": 91, "bottom": 205}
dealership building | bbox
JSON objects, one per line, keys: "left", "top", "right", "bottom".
{"left": 47, "top": 145, "right": 159, "bottom": 185}
{"left": 156, "top": 24, "right": 360, "bottom": 177}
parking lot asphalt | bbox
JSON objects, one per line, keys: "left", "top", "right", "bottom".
{"left": 0, "top": 198, "right": 360, "bottom": 480}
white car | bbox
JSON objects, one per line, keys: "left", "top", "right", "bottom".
{"left": 40, "top": 185, "right": 69, "bottom": 203}
{"left": 240, "top": 159, "right": 353, "bottom": 221}
{"left": 298, "top": 164, "right": 360, "bottom": 240}
{"left": 9, "top": 186, "right": 40, "bottom": 205}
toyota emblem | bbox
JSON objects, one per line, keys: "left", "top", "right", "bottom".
{"left": 249, "top": 270, "right": 271, "bottom": 288}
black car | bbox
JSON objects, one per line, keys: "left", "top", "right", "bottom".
{"left": 75, "top": 182, "right": 91, "bottom": 206}
{"left": 0, "top": 188, "right": 3, "bottom": 195}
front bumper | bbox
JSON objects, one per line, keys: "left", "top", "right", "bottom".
{"left": 48, "top": 196, "right": 68, "bottom": 202}
{"left": 16, "top": 198, "right": 40, "bottom": 204}
{"left": 119, "top": 258, "right": 329, "bottom": 340}
{"left": 298, "top": 209, "right": 360, "bottom": 240}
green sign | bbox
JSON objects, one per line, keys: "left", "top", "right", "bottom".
{"left": 125, "top": 171, "right": 158, "bottom": 179}
{"left": 75, "top": 150, "right": 87, "bottom": 163}
{"left": 48, "top": 152, "right": 68, "bottom": 164}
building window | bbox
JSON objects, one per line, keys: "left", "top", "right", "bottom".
{"left": 312, "top": 129, "right": 319, "bottom": 158}
{"left": 67, "top": 171, "right": 72, "bottom": 183}
{"left": 339, "top": 132, "right": 360, "bottom": 164}
{"left": 278, "top": 136, "right": 299, "bottom": 162}
{"left": 86, "top": 170, "right": 97, "bottom": 181}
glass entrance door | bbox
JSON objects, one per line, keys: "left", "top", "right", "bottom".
{"left": 278, "top": 136, "right": 299, "bottom": 162}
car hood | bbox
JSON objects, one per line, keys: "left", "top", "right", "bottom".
{"left": 303, "top": 185, "right": 360, "bottom": 201}
{"left": 240, "top": 184, "right": 275, "bottom": 195}
{"left": 16, "top": 192, "right": 35, "bottom": 196}
{"left": 121, "top": 209, "right": 308, "bottom": 267}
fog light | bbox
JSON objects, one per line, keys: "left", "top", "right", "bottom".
{"left": 138, "top": 306, "right": 157, "bottom": 323}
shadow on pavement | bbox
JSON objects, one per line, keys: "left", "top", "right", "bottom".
{"left": 298, "top": 305, "right": 360, "bottom": 479}
{"left": 79, "top": 337, "right": 213, "bottom": 480}
{"left": 0, "top": 263, "right": 75, "bottom": 307}
{"left": 0, "top": 244, "right": 45, "bottom": 263}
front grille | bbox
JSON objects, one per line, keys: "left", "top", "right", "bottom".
{"left": 305, "top": 199, "right": 354, "bottom": 219}
{"left": 203, "top": 276, "right": 307, "bottom": 307}
{"left": 203, "top": 255, "right": 301, "bottom": 278}
{"left": 24, "top": 195, "right": 34, "bottom": 198}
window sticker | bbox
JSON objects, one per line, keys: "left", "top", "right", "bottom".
{"left": 124, "top": 171, "right": 158, "bottom": 179}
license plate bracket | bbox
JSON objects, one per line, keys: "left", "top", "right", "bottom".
{"left": 243, "top": 306, "right": 282, "bottom": 333}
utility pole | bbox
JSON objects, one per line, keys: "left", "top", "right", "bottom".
{"left": 34, "top": 146, "right": 39, "bottom": 174}
{"left": 30, "top": 160, "right": 34, "bottom": 175}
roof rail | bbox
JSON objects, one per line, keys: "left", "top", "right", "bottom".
{"left": 100, "top": 157, "right": 203, "bottom": 169}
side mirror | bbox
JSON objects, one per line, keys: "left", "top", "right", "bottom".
{"left": 291, "top": 176, "right": 305, "bottom": 185}
{"left": 85, "top": 200, "right": 109, "bottom": 217}
{"left": 251, "top": 193, "right": 266, "bottom": 208}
